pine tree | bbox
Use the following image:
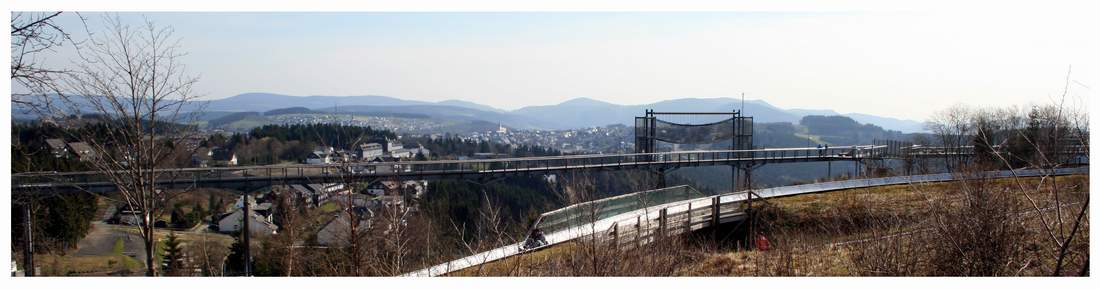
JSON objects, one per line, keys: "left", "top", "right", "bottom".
{"left": 225, "top": 235, "right": 249, "bottom": 276}
{"left": 162, "top": 231, "right": 186, "bottom": 276}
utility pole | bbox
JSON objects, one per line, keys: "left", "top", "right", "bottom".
{"left": 740, "top": 92, "right": 745, "bottom": 112}
{"left": 242, "top": 193, "right": 251, "bottom": 276}
{"left": 23, "top": 203, "right": 34, "bottom": 277}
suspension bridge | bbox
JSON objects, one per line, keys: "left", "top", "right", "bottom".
{"left": 10, "top": 109, "right": 1089, "bottom": 277}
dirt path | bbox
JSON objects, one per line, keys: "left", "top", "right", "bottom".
{"left": 73, "top": 222, "right": 147, "bottom": 264}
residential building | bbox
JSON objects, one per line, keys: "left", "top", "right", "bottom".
{"left": 358, "top": 142, "right": 384, "bottom": 160}
{"left": 66, "top": 142, "right": 96, "bottom": 161}
{"left": 211, "top": 147, "right": 237, "bottom": 166}
{"left": 369, "top": 195, "right": 404, "bottom": 209}
{"left": 306, "top": 150, "right": 333, "bottom": 164}
{"left": 217, "top": 209, "right": 278, "bottom": 236}
{"left": 191, "top": 147, "right": 213, "bottom": 167}
{"left": 385, "top": 139, "right": 414, "bottom": 158}
{"left": 315, "top": 208, "right": 372, "bottom": 246}
{"left": 117, "top": 209, "right": 143, "bottom": 226}
{"left": 45, "top": 138, "right": 68, "bottom": 158}
{"left": 365, "top": 180, "right": 399, "bottom": 197}
{"left": 367, "top": 156, "right": 410, "bottom": 174}
{"left": 404, "top": 180, "right": 429, "bottom": 198}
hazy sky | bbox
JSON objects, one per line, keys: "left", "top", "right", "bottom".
{"left": 35, "top": 11, "right": 1098, "bottom": 120}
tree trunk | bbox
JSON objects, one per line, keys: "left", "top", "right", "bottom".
{"left": 144, "top": 213, "right": 158, "bottom": 276}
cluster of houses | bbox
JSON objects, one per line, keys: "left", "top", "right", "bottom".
{"left": 313, "top": 180, "right": 426, "bottom": 246}
{"left": 191, "top": 146, "right": 239, "bottom": 167}
{"left": 213, "top": 183, "right": 350, "bottom": 236}
{"left": 44, "top": 138, "right": 98, "bottom": 161}
{"left": 306, "top": 138, "right": 431, "bottom": 165}
{"left": 181, "top": 137, "right": 432, "bottom": 169}
{"left": 207, "top": 179, "right": 427, "bottom": 246}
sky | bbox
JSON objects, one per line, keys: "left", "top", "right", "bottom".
{"left": 27, "top": 10, "right": 1100, "bottom": 121}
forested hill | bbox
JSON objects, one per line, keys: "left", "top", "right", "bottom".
{"left": 799, "top": 115, "right": 907, "bottom": 145}
{"left": 247, "top": 124, "right": 397, "bottom": 150}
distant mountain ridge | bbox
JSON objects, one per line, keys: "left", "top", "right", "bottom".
{"left": 513, "top": 97, "right": 804, "bottom": 129}
{"left": 199, "top": 92, "right": 433, "bottom": 112}
{"left": 26, "top": 92, "right": 921, "bottom": 132}
{"left": 198, "top": 93, "right": 925, "bottom": 132}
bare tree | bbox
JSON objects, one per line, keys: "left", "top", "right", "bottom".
{"left": 36, "top": 15, "right": 202, "bottom": 276}
{"left": 191, "top": 231, "right": 228, "bottom": 276}
{"left": 370, "top": 180, "right": 414, "bottom": 275}
{"left": 925, "top": 104, "right": 973, "bottom": 172}
{"left": 265, "top": 186, "right": 312, "bottom": 276}
{"left": 11, "top": 12, "right": 89, "bottom": 110}
{"left": 929, "top": 71, "right": 1090, "bottom": 275}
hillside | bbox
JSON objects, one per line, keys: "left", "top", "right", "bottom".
{"left": 799, "top": 115, "right": 906, "bottom": 145}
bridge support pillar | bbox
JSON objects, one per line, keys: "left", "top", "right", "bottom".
{"left": 855, "top": 159, "right": 862, "bottom": 178}
{"left": 730, "top": 165, "right": 738, "bottom": 193}
{"left": 655, "top": 168, "right": 667, "bottom": 189}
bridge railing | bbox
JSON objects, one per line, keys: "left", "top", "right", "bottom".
{"left": 899, "top": 144, "right": 1090, "bottom": 157}
{"left": 12, "top": 146, "right": 891, "bottom": 189}
{"left": 531, "top": 185, "right": 708, "bottom": 237}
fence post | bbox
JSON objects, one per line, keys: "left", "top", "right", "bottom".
{"left": 659, "top": 208, "right": 668, "bottom": 238}
{"left": 711, "top": 196, "right": 720, "bottom": 227}
{"left": 635, "top": 215, "right": 642, "bottom": 248}
{"left": 612, "top": 222, "right": 619, "bottom": 249}
{"left": 686, "top": 202, "right": 692, "bottom": 231}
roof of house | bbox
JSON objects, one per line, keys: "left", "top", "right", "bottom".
{"left": 360, "top": 142, "right": 383, "bottom": 150}
{"left": 316, "top": 213, "right": 372, "bottom": 246}
{"left": 253, "top": 202, "right": 273, "bottom": 212}
{"left": 211, "top": 147, "right": 235, "bottom": 161}
{"left": 191, "top": 147, "right": 211, "bottom": 160}
{"left": 218, "top": 209, "right": 278, "bottom": 231}
{"left": 368, "top": 156, "right": 399, "bottom": 163}
{"left": 45, "top": 138, "right": 67, "bottom": 151}
{"left": 66, "top": 142, "right": 96, "bottom": 158}
{"left": 290, "top": 184, "right": 313, "bottom": 195}
{"left": 370, "top": 180, "right": 399, "bottom": 190}
{"left": 373, "top": 195, "right": 404, "bottom": 205}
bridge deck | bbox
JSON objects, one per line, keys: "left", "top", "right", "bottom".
{"left": 13, "top": 145, "right": 890, "bottom": 193}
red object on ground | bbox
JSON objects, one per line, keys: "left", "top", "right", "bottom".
{"left": 755, "top": 234, "right": 770, "bottom": 251}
